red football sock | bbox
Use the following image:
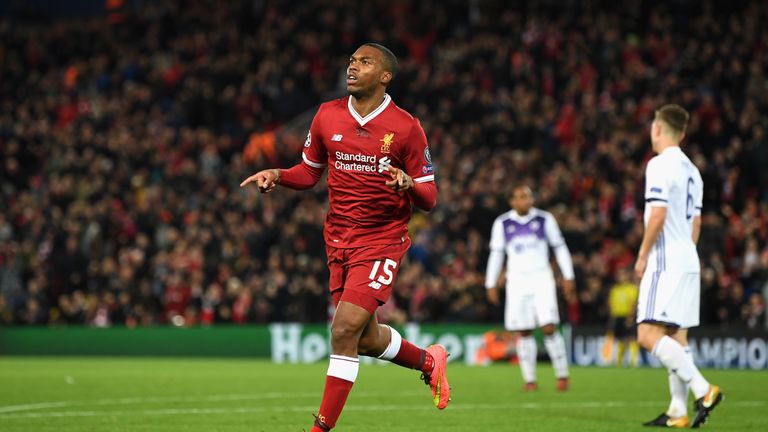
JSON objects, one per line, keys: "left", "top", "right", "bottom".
{"left": 314, "top": 376, "right": 353, "bottom": 430}
{"left": 312, "top": 355, "right": 359, "bottom": 430}
{"left": 392, "top": 339, "right": 435, "bottom": 374}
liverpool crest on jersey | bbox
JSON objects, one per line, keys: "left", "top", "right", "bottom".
{"left": 380, "top": 133, "right": 394, "bottom": 153}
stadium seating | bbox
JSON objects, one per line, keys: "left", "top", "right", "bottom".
{"left": 0, "top": 0, "right": 766, "bottom": 329}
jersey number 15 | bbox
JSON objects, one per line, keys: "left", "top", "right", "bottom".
{"left": 368, "top": 259, "right": 398, "bottom": 290}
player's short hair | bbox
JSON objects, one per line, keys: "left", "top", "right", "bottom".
{"left": 363, "top": 42, "right": 398, "bottom": 80}
{"left": 514, "top": 184, "right": 532, "bottom": 193}
{"left": 655, "top": 104, "right": 690, "bottom": 137}
{"left": 512, "top": 184, "right": 533, "bottom": 197}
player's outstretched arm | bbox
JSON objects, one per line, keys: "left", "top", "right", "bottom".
{"left": 241, "top": 162, "right": 325, "bottom": 193}
{"left": 240, "top": 169, "right": 280, "bottom": 193}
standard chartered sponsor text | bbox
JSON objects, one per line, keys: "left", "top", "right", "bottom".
{"left": 335, "top": 151, "right": 378, "bottom": 172}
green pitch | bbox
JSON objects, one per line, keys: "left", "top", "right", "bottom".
{"left": 0, "top": 357, "right": 765, "bottom": 431}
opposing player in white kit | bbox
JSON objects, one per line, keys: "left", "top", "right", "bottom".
{"left": 635, "top": 105, "right": 723, "bottom": 428}
{"left": 485, "top": 185, "right": 574, "bottom": 392}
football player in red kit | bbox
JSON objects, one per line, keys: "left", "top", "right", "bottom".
{"left": 240, "top": 43, "right": 449, "bottom": 431}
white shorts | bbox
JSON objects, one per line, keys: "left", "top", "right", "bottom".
{"left": 504, "top": 271, "right": 559, "bottom": 331}
{"left": 637, "top": 271, "right": 700, "bottom": 328}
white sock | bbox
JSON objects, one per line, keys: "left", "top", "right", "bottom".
{"left": 544, "top": 333, "right": 569, "bottom": 378}
{"left": 652, "top": 336, "right": 709, "bottom": 399}
{"left": 666, "top": 346, "right": 692, "bottom": 418}
{"left": 516, "top": 335, "right": 537, "bottom": 383}
{"left": 377, "top": 325, "right": 402, "bottom": 360}
{"left": 327, "top": 354, "right": 359, "bottom": 382}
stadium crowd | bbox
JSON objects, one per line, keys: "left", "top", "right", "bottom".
{"left": 1, "top": 0, "right": 767, "bottom": 330}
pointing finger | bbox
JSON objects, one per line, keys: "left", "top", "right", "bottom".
{"left": 240, "top": 176, "right": 254, "bottom": 187}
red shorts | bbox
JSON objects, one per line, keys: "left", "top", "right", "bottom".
{"left": 327, "top": 239, "right": 410, "bottom": 314}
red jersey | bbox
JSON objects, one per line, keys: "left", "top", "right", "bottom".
{"left": 301, "top": 94, "right": 436, "bottom": 248}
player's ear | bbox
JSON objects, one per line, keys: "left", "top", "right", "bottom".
{"left": 380, "top": 71, "right": 392, "bottom": 86}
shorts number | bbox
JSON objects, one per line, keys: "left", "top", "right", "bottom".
{"left": 685, "top": 177, "right": 694, "bottom": 220}
{"left": 368, "top": 259, "right": 398, "bottom": 288}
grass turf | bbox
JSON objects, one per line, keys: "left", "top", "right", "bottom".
{"left": 0, "top": 357, "right": 765, "bottom": 431}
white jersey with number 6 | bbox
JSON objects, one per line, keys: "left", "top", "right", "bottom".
{"left": 643, "top": 146, "right": 703, "bottom": 273}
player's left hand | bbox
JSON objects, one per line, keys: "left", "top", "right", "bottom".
{"left": 634, "top": 256, "right": 647, "bottom": 280}
{"left": 385, "top": 166, "right": 414, "bottom": 192}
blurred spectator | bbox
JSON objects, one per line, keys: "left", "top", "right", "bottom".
{"left": 744, "top": 292, "right": 766, "bottom": 330}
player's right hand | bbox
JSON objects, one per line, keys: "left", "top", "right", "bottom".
{"left": 486, "top": 287, "right": 500, "bottom": 305}
{"left": 385, "top": 165, "right": 414, "bottom": 192}
{"left": 240, "top": 169, "right": 280, "bottom": 193}
{"left": 634, "top": 256, "right": 647, "bottom": 280}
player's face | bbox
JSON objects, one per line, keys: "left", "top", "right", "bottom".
{"left": 510, "top": 188, "right": 534, "bottom": 214}
{"left": 650, "top": 119, "right": 661, "bottom": 153}
{"left": 347, "top": 46, "right": 389, "bottom": 98}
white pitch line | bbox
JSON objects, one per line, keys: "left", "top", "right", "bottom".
{"left": 0, "top": 402, "right": 70, "bottom": 414}
{"left": 0, "top": 390, "right": 424, "bottom": 413}
{"left": 0, "top": 400, "right": 764, "bottom": 420}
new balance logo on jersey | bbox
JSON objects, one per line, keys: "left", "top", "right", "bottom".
{"left": 331, "top": 134, "right": 343, "bottom": 142}
{"left": 377, "top": 156, "right": 391, "bottom": 173}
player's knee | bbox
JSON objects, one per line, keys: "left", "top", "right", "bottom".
{"left": 519, "top": 330, "right": 533, "bottom": 337}
{"left": 636, "top": 327, "right": 660, "bottom": 350}
{"left": 637, "top": 335, "right": 653, "bottom": 351}
{"left": 541, "top": 325, "right": 556, "bottom": 336}
{"left": 330, "top": 322, "right": 360, "bottom": 345}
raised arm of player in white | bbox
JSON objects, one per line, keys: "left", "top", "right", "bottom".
{"left": 544, "top": 212, "right": 574, "bottom": 280}
{"left": 485, "top": 217, "right": 506, "bottom": 289}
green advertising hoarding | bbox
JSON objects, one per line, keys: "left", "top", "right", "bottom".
{"left": 0, "top": 324, "right": 490, "bottom": 362}
{"left": 1, "top": 324, "right": 766, "bottom": 369}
